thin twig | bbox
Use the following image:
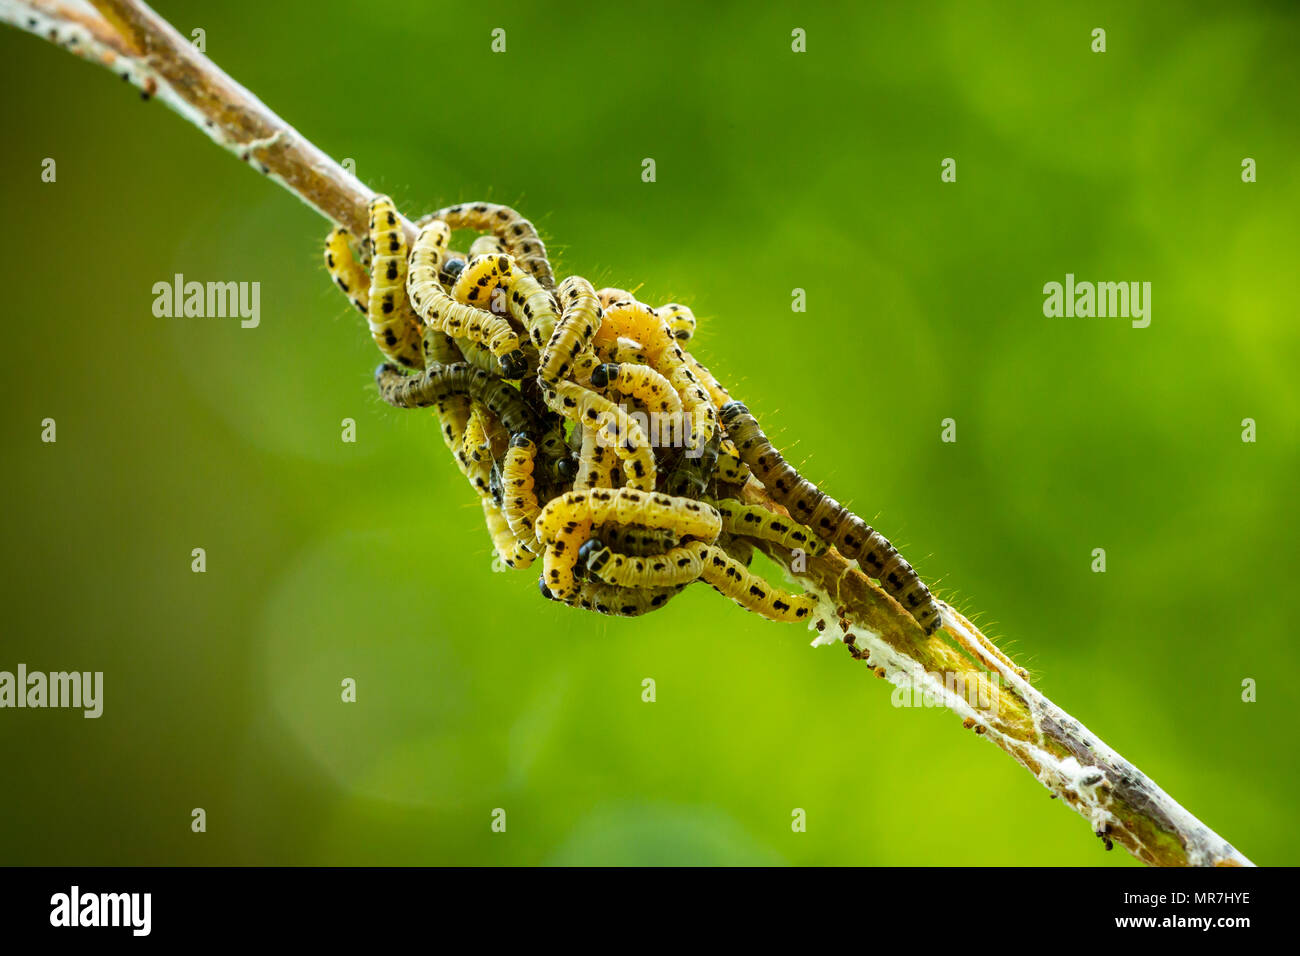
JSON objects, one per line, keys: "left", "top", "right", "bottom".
{"left": 2, "top": 0, "right": 1253, "bottom": 867}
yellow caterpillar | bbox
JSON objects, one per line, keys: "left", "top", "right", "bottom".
{"left": 658, "top": 302, "right": 697, "bottom": 342}
{"left": 501, "top": 435, "right": 543, "bottom": 556}
{"left": 366, "top": 196, "right": 425, "bottom": 370}
{"left": 581, "top": 539, "right": 816, "bottom": 623}
{"left": 715, "top": 446, "right": 751, "bottom": 485}
{"left": 482, "top": 498, "right": 534, "bottom": 570}
{"left": 535, "top": 488, "right": 720, "bottom": 547}
{"left": 590, "top": 363, "right": 682, "bottom": 416}
{"left": 461, "top": 401, "right": 494, "bottom": 500}
{"left": 323, "top": 227, "right": 369, "bottom": 315}
{"left": 423, "top": 201, "right": 554, "bottom": 290}
{"left": 572, "top": 426, "right": 616, "bottom": 491}
{"left": 707, "top": 498, "right": 826, "bottom": 555}
{"left": 407, "top": 241, "right": 528, "bottom": 379}
{"left": 539, "top": 275, "right": 602, "bottom": 385}
{"left": 594, "top": 299, "right": 716, "bottom": 454}
{"left": 469, "top": 234, "right": 506, "bottom": 258}
{"left": 695, "top": 542, "right": 817, "bottom": 623}
{"left": 542, "top": 380, "right": 656, "bottom": 490}
{"left": 539, "top": 577, "right": 683, "bottom": 617}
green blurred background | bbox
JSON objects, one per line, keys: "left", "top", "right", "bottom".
{"left": 1, "top": 0, "right": 1296, "bottom": 866}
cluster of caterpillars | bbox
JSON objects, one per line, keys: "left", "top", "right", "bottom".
{"left": 324, "top": 197, "right": 942, "bottom": 633}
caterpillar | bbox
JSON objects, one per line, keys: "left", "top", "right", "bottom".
{"left": 542, "top": 380, "right": 656, "bottom": 490}
{"left": 594, "top": 300, "right": 716, "bottom": 454}
{"left": 450, "top": 253, "right": 514, "bottom": 315}
{"left": 581, "top": 539, "right": 816, "bottom": 624}
{"left": 469, "top": 234, "right": 506, "bottom": 258}
{"left": 694, "top": 542, "right": 818, "bottom": 623}
{"left": 538, "top": 576, "right": 683, "bottom": 617}
{"left": 658, "top": 302, "right": 697, "bottom": 342}
{"left": 366, "top": 196, "right": 425, "bottom": 370}
{"left": 323, "top": 227, "right": 369, "bottom": 315}
{"left": 715, "top": 446, "right": 751, "bottom": 485}
{"left": 590, "top": 363, "right": 683, "bottom": 416}
{"left": 582, "top": 539, "right": 705, "bottom": 589}
{"left": 422, "top": 201, "right": 554, "bottom": 290}
{"left": 539, "top": 275, "right": 601, "bottom": 385}
{"left": 501, "top": 434, "right": 543, "bottom": 556}
{"left": 534, "top": 488, "right": 721, "bottom": 549}
{"left": 596, "top": 523, "right": 679, "bottom": 557}
{"left": 541, "top": 513, "right": 591, "bottom": 602}
{"left": 407, "top": 239, "right": 529, "bottom": 379}
{"left": 482, "top": 497, "right": 534, "bottom": 570}
{"left": 707, "top": 498, "right": 827, "bottom": 555}
{"left": 719, "top": 401, "right": 942, "bottom": 635}
{"left": 572, "top": 425, "right": 615, "bottom": 491}
{"left": 596, "top": 287, "right": 633, "bottom": 308}
{"left": 461, "top": 400, "right": 495, "bottom": 501}
{"left": 501, "top": 266, "right": 559, "bottom": 353}
{"left": 375, "top": 362, "right": 536, "bottom": 438}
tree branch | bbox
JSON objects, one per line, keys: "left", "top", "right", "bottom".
{"left": 2, "top": 0, "right": 1253, "bottom": 867}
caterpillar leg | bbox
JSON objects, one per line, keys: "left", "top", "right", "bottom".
{"left": 720, "top": 400, "right": 941, "bottom": 635}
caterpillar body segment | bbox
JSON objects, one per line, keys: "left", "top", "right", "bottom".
{"left": 541, "top": 515, "right": 591, "bottom": 602}
{"left": 539, "top": 576, "right": 683, "bottom": 617}
{"left": 482, "top": 498, "right": 535, "bottom": 570}
{"left": 323, "top": 227, "right": 369, "bottom": 315}
{"left": 375, "top": 362, "right": 535, "bottom": 438}
{"left": 423, "top": 201, "right": 554, "bottom": 290}
{"left": 408, "top": 246, "right": 528, "bottom": 379}
{"left": 719, "top": 401, "right": 941, "bottom": 635}
{"left": 695, "top": 542, "right": 817, "bottom": 623}
{"left": 608, "top": 337, "right": 648, "bottom": 367}
{"left": 503, "top": 268, "right": 559, "bottom": 353}
{"left": 450, "top": 253, "right": 514, "bottom": 314}
{"left": 462, "top": 401, "right": 495, "bottom": 501}
{"left": 590, "top": 363, "right": 683, "bottom": 416}
{"left": 572, "top": 426, "right": 617, "bottom": 491}
{"left": 583, "top": 540, "right": 705, "bottom": 589}
{"left": 685, "top": 353, "right": 732, "bottom": 410}
{"left": 543, "top": 380, "right": 656, "bottom": 490}
{"left": 502, "top": 434, "right": 543, "bottom": 555}
{"left": 708, "top": 498, "right": 827, "bottom": 555}
{"left": 597, "top": 523, "right": 679, "bottom": 557}
{"left": 469, "top": 234, "right": 506, "bottom": 258}
{"left": 715, "top": 446, "right": 751, "bottom": 485}
{"left": 366, "top": 196, "right": 425, "bottom": 370}
{"left": 534, "top": 488, "right": 721, "bottom": 548}
{"left": 718, "top": 532, "right": 754, "bottom": 567}
{"left": 658, "top": 302, "right": 697, "bottom": 342}
{"left": 596, "top": 287, "right": 633, "bottom": 309}
{"left": 539, "top": 275, "right": 601, "bottom": 384}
